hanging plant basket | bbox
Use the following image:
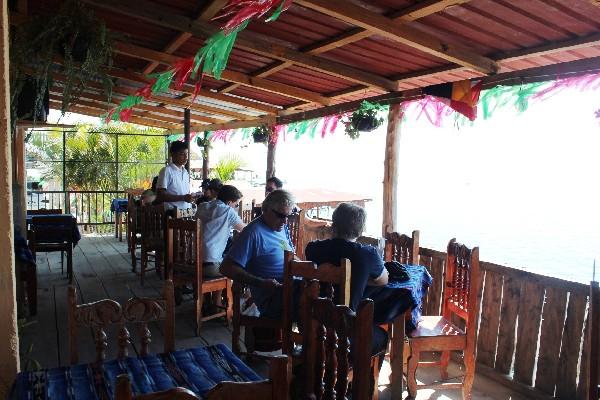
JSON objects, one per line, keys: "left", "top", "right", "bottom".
{"left": 252, "top": 125, "right": 270, "bottom": 143}
{"left": 16, "top": 77, "right": 49, "bottom": 122}
{"left": 343, "top": 101, "right": 386, "bottom": 139}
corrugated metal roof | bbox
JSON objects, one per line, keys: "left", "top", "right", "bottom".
{"left": 19, "top": 0, "right": 600, "bottom": 129}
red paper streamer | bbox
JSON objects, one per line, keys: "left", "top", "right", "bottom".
{"left": 135, "top": 83, "right": 154, "bottom": 99}
{"left": 119, "top": 108, "right": 134, "bottom": 122}
{"left": 191, "top": 73, "right": 206, "bottom": 104}
{"left": 216, "top": 0, "right": 292, "bottom": 34}
{"left": 173, "top": 58, "right": 195, "bottom": 90}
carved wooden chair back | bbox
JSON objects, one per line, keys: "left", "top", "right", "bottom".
{"left": 384, "top": 230, "right": 420, "bottom": 265}
{"left": 67, "top": 280, "right": 175, "bottom": 365}
{"left": 282, "top": 250, "right": 351, "bottom": 355}
{"left": 286, "top": 209, "right": 305, "bottom": 258}
{"left": 140, "top": 203, "right": 168, "bottom": 285}
{"left": 442, "top": 238, "right": 480, "bottom": 328}
{"left": 114, "top": 355, "right": 290, "bottom": 400}
{"left": 251, "top": 201, "right": 262, "bottom": 220}
{"left": 302, "top": 281, "right": 374, "bottom": 400}
{"left": 27, "top": 208, "right": 62, "bottom": 215}
{"left": 176, "top": 207, "right": 196, "bottom": 219}
{"left": 237, "top": 198, "right": 254, "bottom": 224}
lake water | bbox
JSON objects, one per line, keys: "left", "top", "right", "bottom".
{"left": 218, "top": 88, "right": 600, "bottom": 284}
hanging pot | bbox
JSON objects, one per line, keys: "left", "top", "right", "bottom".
{"left": 253, "top": 131, "right": 268, "bottom": 143}
{"left": 16, "top": 77, "right": 49, "bottom": 122}
{"left": 59, "top": 31, "right": 92, "bottom": 63}
{"left": 352, "top": 114, "right": 380, "bottom": 132}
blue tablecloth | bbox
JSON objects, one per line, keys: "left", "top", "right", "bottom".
{"left": 12, "top": 344, "right": 262, "bottom": 399}
{"left": 365, "top": 264, "right": 432, "bottom": 330}
{"left": 111, "top": 198, "right": 128, "bottom": 213}
{"left": 26, "top": 214, "right": 82, "bottom": 246}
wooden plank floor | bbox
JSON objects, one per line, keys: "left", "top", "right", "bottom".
{"left": 18, "top": 234, "right": 526, "bottom": 400}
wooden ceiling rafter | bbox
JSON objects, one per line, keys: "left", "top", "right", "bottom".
{"left": 142, "top": 0, "right": 228, "bottom": 75}
{"left": 219, "top": 0, "right": 473, "bottom": 94}
{"left": 48, "top": 100, "right": 178, "bottom": 129}
{"left": 294, "top": 0, "right": 499, "bottom": 74}
{"left": 83, "top": 0, "right": 399, "bottom": 92}
{"left": 49, "top": 94, "right": 191, "bottom": 126}
{"left": 113, "top": 41, "right": 333, "bottom": 105}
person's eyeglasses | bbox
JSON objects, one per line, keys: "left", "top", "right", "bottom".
{"left": 271, "top": 209, "right": 292, "bottom": 220}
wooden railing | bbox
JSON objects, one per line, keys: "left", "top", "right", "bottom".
{"left": 419, "top": 247, "right": 591, "bottom": 400}
{"left": 297, "top": 219, "right": 591, "bottom": 399}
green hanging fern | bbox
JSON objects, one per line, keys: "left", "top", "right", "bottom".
{"left": 343, "top": 101, "right": 386, "bottom": 139}
{"left": 10, "top": 0, "right": 114, "bottom": 134}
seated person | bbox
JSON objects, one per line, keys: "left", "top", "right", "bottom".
{"left": 220, "top": 190, "right": 295, "bottom": 319}
{"left": 155, "top": 141, "right": 193, "bottom": 210}
{"left": 265, "top": 176, "right": 283, "bottom": 196}
{"left": 196, "top": 185, "right": 246, "bottom": 278}
{"left": 305, "top": 202, "right": 389, "bottom": 356}
{"left": 140, "top": 189, "right": 156, "bottom": 206}
{"left": 196, "top": 178, "right": 222, "bottom": 204}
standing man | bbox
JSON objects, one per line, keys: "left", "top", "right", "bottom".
{"left": 155, "top": 141, "right": 193, "bottom": 210}
{"left": 265, "top": 176, "right": 283, "bottom": 196}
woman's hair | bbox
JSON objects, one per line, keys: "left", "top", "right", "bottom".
{"left": 217, "top": 185, "right": 243, "bottom": 203}
{"left": 331, "top": 202, "right": 366, "bottom": 240}
{"left": 261, "top": 189, "right": 296, "bottom": 213}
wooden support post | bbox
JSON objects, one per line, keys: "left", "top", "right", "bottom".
{"left": 382, "top": 103, "right": 402, "bottom": 235}
{"left": 265, "top": 126, "right": 276, "bottom": 182}
{"left": 202, "top": 147, "right": 209, "bottom": 180}
{"left": 184, "top": 108, "right": 191, "bottom": 173}
{"left": 0, "top": 0, "right": 20, "bottom": 394}
{"left": 12, "top": 127, "right": 26, "bottom": 235}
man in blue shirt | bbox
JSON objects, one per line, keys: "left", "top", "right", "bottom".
{"left": 220, "top": 190, "right": 295, "bottom": 318}
{"left": 196, "top": 185, "right": 246, "bottom": 278}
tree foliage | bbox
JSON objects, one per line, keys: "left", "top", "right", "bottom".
{"left": 210, "top": 153, "right": 246, "bottom": 182}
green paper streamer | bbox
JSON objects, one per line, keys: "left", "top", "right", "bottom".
{"left": 265, "top": 2, "right": 286, "bottom": 22}
{"left": 479, "top": 82, "right": 548, "bottom": 120}
{"left": 150, "top": 70, "right": 176, "bottom": 94}
{"left": 193, "top": 21, "right": 249, "bottom": 80}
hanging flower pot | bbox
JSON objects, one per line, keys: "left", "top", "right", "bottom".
{"left": 16, "top": 77, "right": 49, "bottom": 122}
{"left": 343, "top": 101, "right": 386, "bottom": 139}
{"left": 252, "top": 125, "right": 270, "bottom": 143}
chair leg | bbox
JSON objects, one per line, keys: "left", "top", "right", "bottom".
{"left": 225, "top": 281, "right": 233, "bottom": 327}
{"left": 141, "top": 248, "right": 147, "bottom": 286}
{"left": 131, "top": 244, "right": 137, "bottom": 273}
{"left": 440, "top": 350, "right": 450, "bottom": 380}
{"left": 196, "top": 286, "right": 203, "bottom": 336}
{"left": 27, "top": 262, "right": 37, "bottom": 316}
{"left": 67, "top": 247, "right": 73, "bottom": 284}
{"left": 371, "top": 356, "right": 381, "bottom": 400}
{"left": 61, "top": 251, "right": 64, "bottom": 274}
{"left": 244, "top": 327, "right": 256, "bottom": 354}
{"left": 232, "top": 289, "right": 241, "bottom": 355}
{"left": 407, "top": 347, "right": 420, "bottom": 398}
{"left": 462, "top": 350, "right": 476, "bottom": 400}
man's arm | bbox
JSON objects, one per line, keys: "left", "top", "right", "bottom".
{"left": 368, "top": 268, "right": 389, "bottom": 286}
{"left": 155, "top": 188, "right": 192, "bottom": 204}
{"left": 220, "top": 257, "right": 280, "bottom": 290}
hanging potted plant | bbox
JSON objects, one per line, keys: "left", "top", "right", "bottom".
{"left": 252, "top": 125, "right": 271, "bottom": 143}
{"left": 196, "top": 132, "right": 212, "bottom": 157}
{"left": 10, "top": 0, "right": 114, "bottom": 133}
{"left": 343, "top": 101, "right": 386, "bottom": 139}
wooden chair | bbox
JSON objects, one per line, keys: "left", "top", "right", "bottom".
{"left": 67, "top": 280, "right": 175, "bottom": 365}
{"left": 28, "top": 215, "right": 75, "bottom": 283}
{"left": 238, "top": 198, "right": 254, "bottom": 224}
{"left": 27, "top": 208, "right": 63, "bottom": 215}
{"left": 589, "top": 280, "right": 600, "bottom": 400}
{"left": 114, "top": 355, "right": 290, "bottom": 400}
{"left": 281, "top": 250, "right": 351, "bottom": 356}
{"left": 385, "top": 230, "right": 420, "bottom": 265}
{"left": 176, "top": 207, "right": 196, "bottom": 219}
{"left": 140, "top": 203, "right": 168, "bottom": 285}
{"left": 127, "top": 197, "right": 141, "bottom": 272}
{"left": 302, "top": 281, "right": 376, "bottom": 400}
{"left": 287, "top": 209, "right": 305, "bottom": 258}
{"left": 166, "top": 218, "right": 232, "bottom": 335}
{"left": 406, "top": 238, "right": 481, "bottom": 399}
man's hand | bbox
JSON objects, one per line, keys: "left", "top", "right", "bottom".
{"left": 182, "top": 194, "right": 193, "bottom": 203}
{"left": 259, "top": 278, "right": 282, "bottom": 293}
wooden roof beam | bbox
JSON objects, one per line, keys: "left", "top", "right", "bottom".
{"left": 48, "top": 100, "right": 178, "bottom": 129}
{"left": 222, "top": 1, "right": 471, "bottom": 101}
{"left": 113, "top": 41, "right": 333, "bottom": 105}
{"left": 295, "top": 0, "right": 498, "bottom": 74}
{"left": 50, "top": 89, "right": 221, "bottom": 124}
{"left": 83, "top": 0, "right": 399, "bottom": 91}
{"left": 143, "top": 0, "right": 228, "bottom": 75}
{"left": 49, "top": 94, "right": 192, "bottom": 126}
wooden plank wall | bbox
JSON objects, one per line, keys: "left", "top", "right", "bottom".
{"left": 418, "top": 246, "right": 591, "bottom": 400}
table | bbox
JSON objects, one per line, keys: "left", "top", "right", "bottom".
{"left": 12, "top": 344, "right": 262, "bottom": 399}
{"left": 365, "top": 264, "right": 432, "bottom": 399}
{"left": 111, "top": 198, "right": 129, "bottom": 241}
{"left": 26, "top": 214, "right": 81, "bottom": 246}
